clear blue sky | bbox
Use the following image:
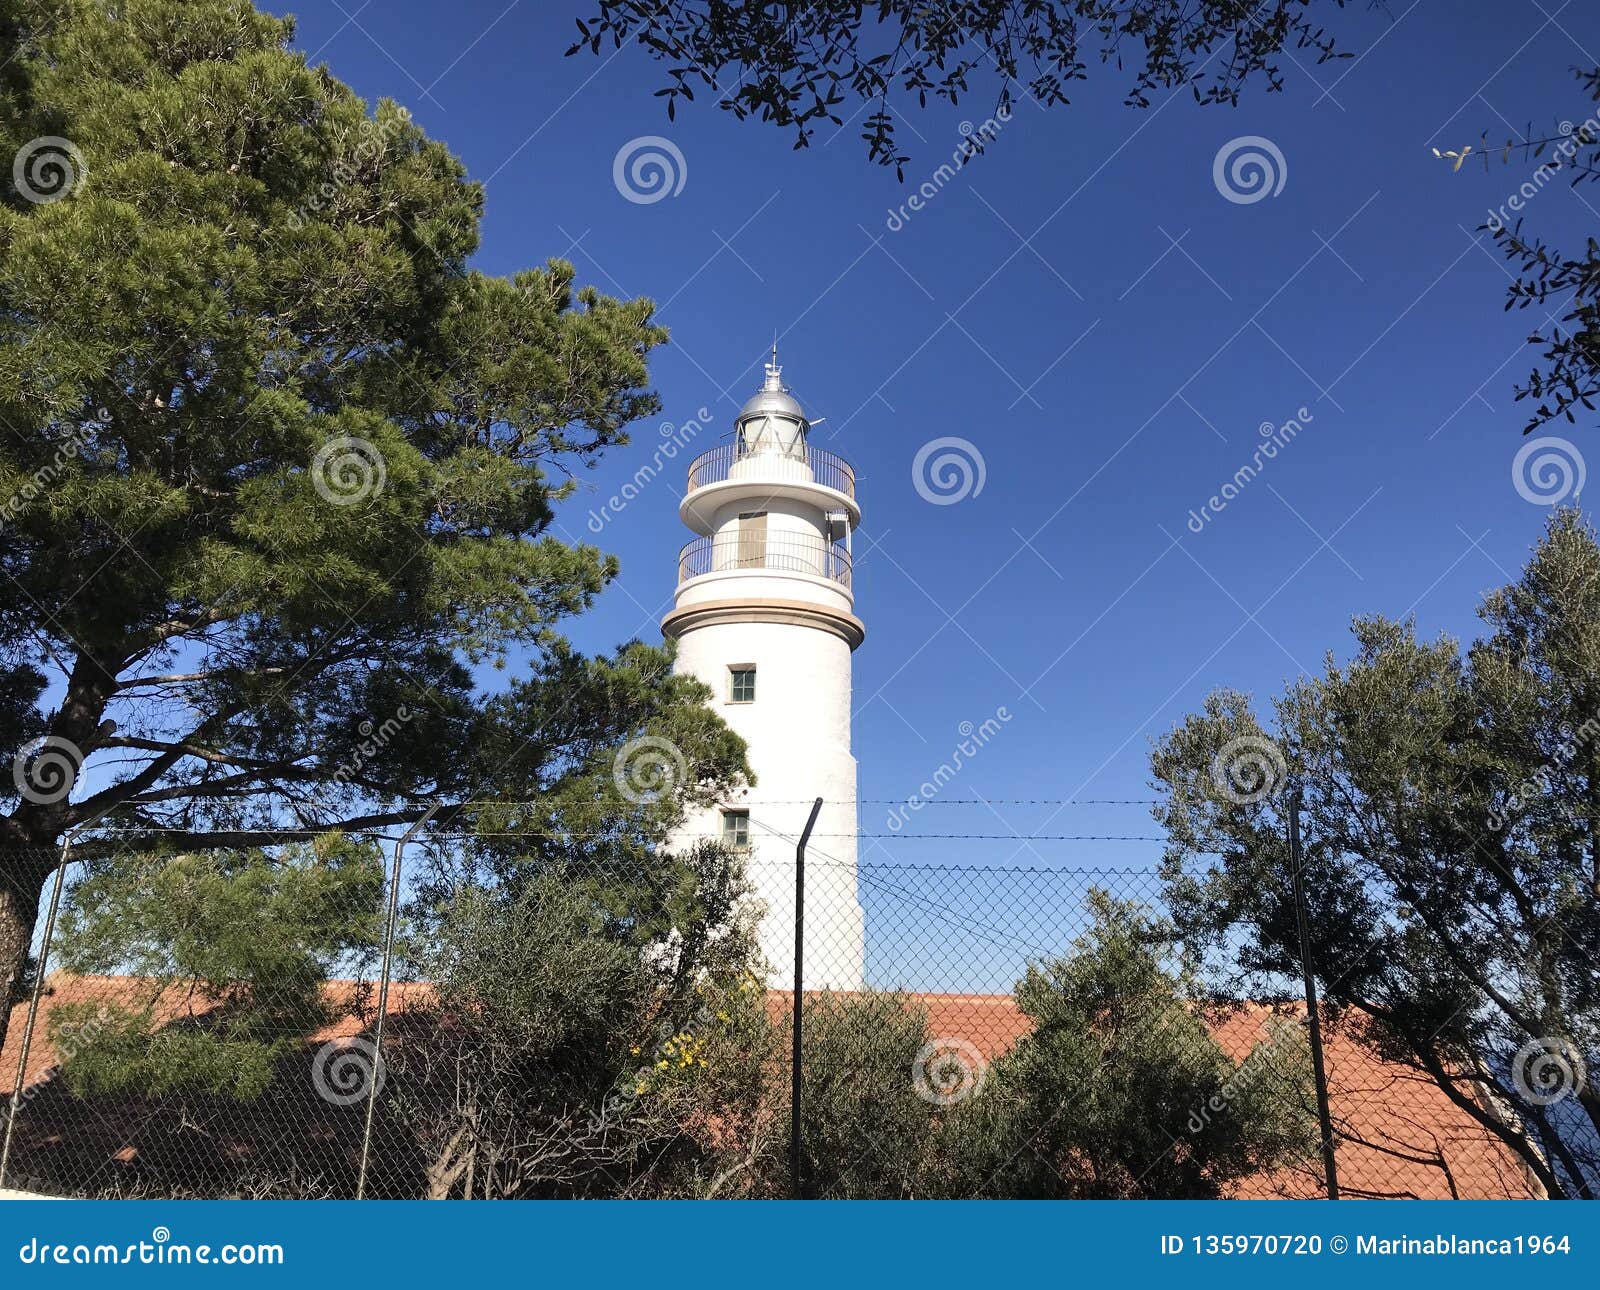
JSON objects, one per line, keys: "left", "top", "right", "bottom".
{"left": 285, "top": 0, "right": 1600, "bottom": 881}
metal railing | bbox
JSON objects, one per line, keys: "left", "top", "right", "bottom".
{"left": 677, "top": 533, "right": 852, "bottom": 589}
{"left": 685, "top": 442, "right": 856, "bottom": 500}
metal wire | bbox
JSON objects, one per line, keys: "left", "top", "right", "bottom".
{"left": 0, "top": 836, "right": 1568, "bottom": 1200}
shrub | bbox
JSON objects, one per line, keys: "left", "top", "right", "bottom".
{"left": 385, "top": 842, "right": 771, "bottom": 1198}
{"left": 935, "top": 891, "right": 1317, "bottom": 1198}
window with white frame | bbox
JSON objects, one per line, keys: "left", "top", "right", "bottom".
{"left": 721, "top": 810, "right": 751, "bottom": 850}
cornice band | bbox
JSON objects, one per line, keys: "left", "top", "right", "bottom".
{"left": 661, "top": 598, "right": 867, "bottom": 650}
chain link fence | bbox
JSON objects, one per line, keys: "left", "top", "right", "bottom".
{"left": 0, "top": 834, "right": 1585, "bottom": 1199}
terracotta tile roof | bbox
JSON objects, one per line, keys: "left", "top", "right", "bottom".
{"left": 0, "top": 975, "right": 435, "bottom": 1088}
{"left": 3, "top": 975, "right": 1540, "bottom": 1199}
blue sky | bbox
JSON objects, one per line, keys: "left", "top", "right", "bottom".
{"left": 285, "top": 0, "right": 1600, "bottom": 884}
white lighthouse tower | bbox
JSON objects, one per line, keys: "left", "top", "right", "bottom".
{"left": 663, "top": 349, "right": 866, "bottom": 989}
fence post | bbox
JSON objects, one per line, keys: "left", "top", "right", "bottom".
{"left": 790, "top": 796, "right": 823, "bottom": 1201}
{"left": 1, "top": 833, "right": 77, "bottom": 1191}
{"left": 356, "top": 807, "right": 438, "bottom": 1200}
{"left": 1288, "top": 783, "right": 1340, "bottom": 1199}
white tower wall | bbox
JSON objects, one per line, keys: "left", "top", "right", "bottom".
{"left": 672, "top": 622, "right": 864, "bottom": 988}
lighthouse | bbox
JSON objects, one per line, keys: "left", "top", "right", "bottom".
{"left": 663, "top": 349, "right": 866, "bottom": 989}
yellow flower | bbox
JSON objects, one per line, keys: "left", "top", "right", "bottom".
{"left": 657, "top": 1060, "right": 669, "bottom": 1070}
{"left": 717, "top": 1011, "right": 729, "bottom": 1022}
{"left": 629, "top": 1046, "right": 641, "bottom": 1055}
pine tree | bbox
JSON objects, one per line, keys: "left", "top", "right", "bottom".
{"left": 0, "top": 1, "right": 747, "bottom": 1049}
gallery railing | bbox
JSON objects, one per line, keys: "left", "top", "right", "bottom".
{"left": 685, "top": 443, "right": 856, "bottom": 500}
{"left": 676, "top": 533, "right": 852, "bottom": 589}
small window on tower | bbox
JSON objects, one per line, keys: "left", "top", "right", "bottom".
{"left": 729, "top": 666, "right": 756, "bottom": 703}
{"left": 722, "top": 810, "right": 751, "bottom": 850}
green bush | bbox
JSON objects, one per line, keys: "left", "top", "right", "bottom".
{"left": 386, "top": 841, "right": 771, "bottom": 1198}
{"left": 49, "top": 836, "right": 383, "bottom": 1100}
{"left": 935, "top": 892, "right": 1317, "bottom": 1198}
{"left": 764, "top": 992, "right": 940, "bottom": 1198}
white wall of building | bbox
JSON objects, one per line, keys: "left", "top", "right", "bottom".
{"left": 672, "top": 621, "right": 865, "bottom": 989}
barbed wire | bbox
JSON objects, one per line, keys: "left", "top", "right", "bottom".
{"left": 792, "top": 799, "right": 1159, "bottom": 806}
{"left": 76, "top": 827, "right": 1169, "bottom": 843}
{"left": 445, "top": 798, "right": 1163, "bottom": 807}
